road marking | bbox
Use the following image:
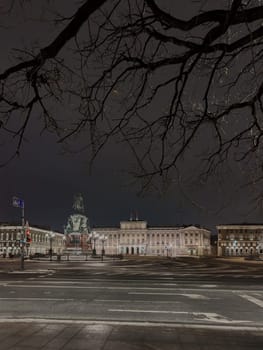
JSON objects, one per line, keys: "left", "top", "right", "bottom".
{"left": 3, "top": 284, "right": 263, "bottom": 294}
{"left": 239, "top": 294, "right": 263, "bottom": 308}
{"left": 128, "top": 292, "right": 210, "bottom": 299}
{"left": 1, "top": 285, "right": 184, "bottom": 290}
{"left": 95, "top": 299, "right": 180, "bottom": 304}
{"left": 33, "top": 278, "right": 177, "bottom": 284}
{"left": 0, "top": 297, "right": 75, "bottom": 301}
{"left": 180, "top": 294, "right": 210, "bottom": 300}
{"left": 200, "top": 285, "right": 218, "bottom": 288}
{"left": 108, "top": 309, "right": 245, "bottom": 324}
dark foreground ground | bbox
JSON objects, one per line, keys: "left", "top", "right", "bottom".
{"left": 0, "top": 256, "right": 263, "bottom": 349}
{"left": 0, "top": 320, "right": 263, "bottom": 350}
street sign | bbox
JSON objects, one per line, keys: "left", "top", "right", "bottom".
{"left": 12, "top": 196, "right": 24, "bottom": 208}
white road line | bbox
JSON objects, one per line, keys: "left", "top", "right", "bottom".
{"left": 108, "top": 309, "right": 228, "bottom": 322}
{"left": 3, "top": 284, "right": 263, "bottom": 294}
{"left": 32, "top": 279, "right": 177, "bottom": 284}
{"left": 0, "top": 297, "right": 75, "bottom": 301}
{"left": 239, "top": 294, "right": 263, "bottom": 308}
{"left": 179, "top": 294, "right": 210, "bottom": 300}
{"left": 108, "top": 309, "right": 251, "bottom": 324}
{"left": 200, "top": 285, "right": 218, "bottom": 288}
{"left": 1, "top": 285, "right": 183, "bottom": 290}
{"left": 128, "top": 292, "right": 210, "bottom": 299}
{"left": 109, "top": 309, "right": 189, "bottom": 314}
{"left": 94, "top": 299, "right": 180, "bottom": 304}
{"left": 128, "top": 292, "right": 182, "bottom": 296}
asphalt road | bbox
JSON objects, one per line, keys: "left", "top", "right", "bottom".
{"left": 0, "top": 256, "right": 263, "bottom": 349}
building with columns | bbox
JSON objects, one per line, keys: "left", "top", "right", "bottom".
{"left": 93, "top": 219, "right": 211, "bottom": 257}
{"left": 0, "top": 223, "right": 65, "bottom": 257}
{"left": 216, "top": 224, "right": 263, "bottom": 257}
{"left": 62, "top": 194, "right": 211, "bottom": 257}
{"left": 0, "top": 219, "right": 211, "bottom": 258}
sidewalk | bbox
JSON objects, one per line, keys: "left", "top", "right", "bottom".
{"left": 0, "top": 319, "right": 262, "bottom": 350}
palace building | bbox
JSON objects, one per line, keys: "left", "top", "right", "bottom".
{"left": 0, "top": 193, "right": 212, "bottom": 258}
{"left": 62, "top": 194, "right": 211, "bottom": 257}
{"left": 0, "top": 223, "right": 65, "bottom": 258}
{"left": 216, "top": 224, "right": 263, "bottom": 257}
{"left": 93, "top": 219, "right": 211, "bottom": 257}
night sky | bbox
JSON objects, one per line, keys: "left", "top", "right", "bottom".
{"left": 1, "top": 1, "right": 262, "bottom": 234}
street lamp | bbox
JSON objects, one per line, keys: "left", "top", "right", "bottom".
{"left": 46, "top": 231, "right": 55, "bottom": 261}
{"left": 90, "top": 231, "right": 99, "bottom": 256}
{"left": 12, "top": 196, "right": 25, "bottom": 270}
{"left": 100, "top": 234, "right": 108, "bottom": 261}
{"left": 165, "top": 244, "right": 172, "bottom": 258}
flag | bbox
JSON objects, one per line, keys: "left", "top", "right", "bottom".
{"left": 12, "top": 196, "right": 24, "bottom": 208}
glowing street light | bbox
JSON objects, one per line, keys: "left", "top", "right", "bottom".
{"left": 100, "top": 234, "right": 108, "bottom": 261}
{"left": 90, "top": 231, "right": 99, "bottom": 256}
{"left": 46, "top": 231, "right": 55, "bottom": 261}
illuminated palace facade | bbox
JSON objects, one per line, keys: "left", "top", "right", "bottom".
{"left": 63, "top": 194, "right": 212, "bottom": 257}
{"left": 0, "top": 194, "right": 211, "bottom": 258}
{"left": 217, "top": 224, "right": 263, "bottom": 256}
{"left": 0, "top": 220, "right": 211, "bottom": 258}
{"left": 94, "top": 220, "right": 211, "bottom": 257}
{"left": 0, "top": 224, "right": 65, "bottom": 257}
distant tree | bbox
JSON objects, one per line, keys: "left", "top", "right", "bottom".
{"left": 1, "top": 0, "right": 263, "bottom": 191}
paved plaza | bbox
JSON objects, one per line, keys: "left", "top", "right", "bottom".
{"left": 1, "top": 256, "right": 263, "bottom": 349}
{"left": 0, "top": 320, "right": 263, "bottom": 350}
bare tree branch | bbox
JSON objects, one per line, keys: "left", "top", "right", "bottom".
{"left": 0, "top": 0, "right": 263, "bottom": 194}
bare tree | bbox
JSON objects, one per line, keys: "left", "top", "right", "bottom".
{"left": 1, "top": 0, "right": 263, "bottom": 191}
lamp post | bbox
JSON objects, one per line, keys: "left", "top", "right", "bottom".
{"left": 165, "top": 244, "right": 172, "bottom": 258}
{"left": 90, "top": 231, "right": 99, "bottom": 256}
{"left": 12, "top": 196, "right": 25, "bottom": 270}
{"left": 100, "top": 234, "right": 108, "bottom": 261}
{"left": 46, "top": 231, "right": 55, "bottom": 261}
